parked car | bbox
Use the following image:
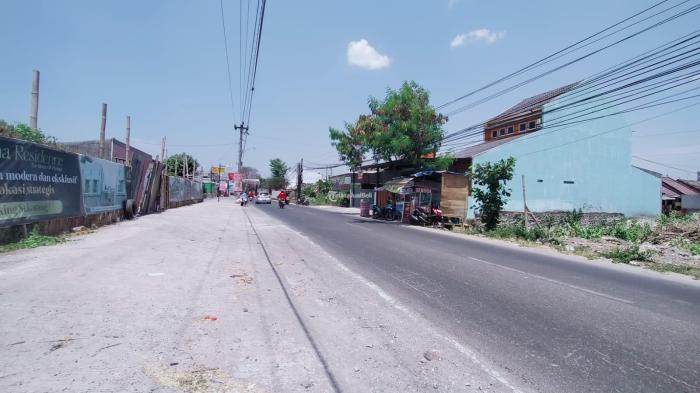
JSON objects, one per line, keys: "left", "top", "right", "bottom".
{"left": 256, "top": 192, "right": 271, "bottom": 204}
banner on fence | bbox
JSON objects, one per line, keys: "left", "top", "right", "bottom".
{"left": 79, "top": 155, "right": 127, "bottom": 214}
{"left": 168, "top": 176, "right": 203, "bottom": 203}
{"left": 0, "top": 136, "right": 83, "bottom": 225}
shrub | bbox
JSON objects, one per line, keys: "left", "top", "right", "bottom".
{"left": 602, "top": 245, "right": 651, "bottom": 264}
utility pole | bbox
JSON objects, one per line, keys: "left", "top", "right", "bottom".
{"left": 296, "top": 159, "right": 303, "bottom": 203}
{"left": 99, "top": 103, "right": 107, "bottom": 159}
{"left": 160, "top": 137, "right": 166, "bottom": 163}
{"left": 234, "top": 122, "right": 249, "bottom": 172}
{"left": 30, "top": 70, "right": 39, "bottom": 129}
{"left": 125, "top": 116, "right": 131, "bottom": 166}
{"left": 522, "top": 174, "right": 528, "bottom": 231}
{"left": 182, "top": 155, "right": 187, "bottom": 178}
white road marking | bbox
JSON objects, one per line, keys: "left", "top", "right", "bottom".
{"left": 290, "top": 231, "right": 525, "bottom": 393}
{"left": 469, "top": 257, "right": 634, "bottom": 304}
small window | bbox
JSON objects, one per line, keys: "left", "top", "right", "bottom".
{"left": 563, "top": 180, "right": 575, "bottom": 184}
{"left": 491, "top": 130, "right": 498, "bottom": 138}
{"left": 499, "top": 128, "right": 505, "bottom": 136}
{"left": 537, "top": 179, "right": 543, "bottom": 183}
{"left": 529, "top": 121, "right": 537, "bottom": 129}
{"left": 519, "top": 123, "right": 526, "bottom": 132}
{"left": 93, "top": 180, "right": 99, "bottom": 193}
{"left": 84, "top": 180, "right": 90, "bottom": 193}
{"left": 507, "top": 126, "right": 514, "bottom": 134}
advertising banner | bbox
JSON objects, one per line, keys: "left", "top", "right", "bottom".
{"left": 0, "top": 136, "right": 83, "bottom": 226}
{"left": 79, "top": 155, "right": 127, "bottom": 214}
{"left": 168, "top": 176, "right": 203, "bottom": 203}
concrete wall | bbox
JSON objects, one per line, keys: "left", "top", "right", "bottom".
{"left": 468, "top": 94, "right": 661, "bottom": 218}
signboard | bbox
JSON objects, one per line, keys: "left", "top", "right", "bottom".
{"left": 79, "top": 155, "right": 127, "bottom": 214}
{"left": 228, "top": 172, "right": 236, "bottom": 181}
{"left": 168, "top": 176, "right": 203, "bottom": 203}
{"left": 218, "top": 181, "right": 227, "bottom": 192}
{"left": 211, "top": 166, "right": 226, "bottom": 175}
{"left": 0, "top": 136, "right": 83, "bottom": 225}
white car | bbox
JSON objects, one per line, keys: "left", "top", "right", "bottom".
{"left": 256, "top": 192, "right": 271, "bottom": 204}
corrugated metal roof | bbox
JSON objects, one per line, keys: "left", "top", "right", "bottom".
{"left": 662, "top": 177, "right": 700, "bottom": 196}
{"left": 489, "top": 82, "right": 580, "bottom": 123}
{"left": 453, "top": 134, "right": 526, "bottom": 159}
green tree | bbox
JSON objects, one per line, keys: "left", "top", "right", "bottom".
{"left": 240, "top": 166, "right": 261, "bottom": 179}
{"left": 0, "top": 120, "right": 56, "bottom": 145}
{"left": 267, "top": 158, "right": 289, "bottom": 190}
{"left": 369, "top": 81, "right": 449, "bottom": 168}
{"left": 471, "top": 157, "right": 516, "bottom": 230}
{"left": 329, "top": 81, "right": 452, "bottom": 170}
{"left": 329, "top": 121, "right": 367, "bottom": 171}
{"left": 165, "top": 153, "right": 198, "bottom": 177}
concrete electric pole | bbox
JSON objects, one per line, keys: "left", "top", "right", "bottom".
{"left": 30, "top": 70, "right": 39, "bottom": 129}
{"left": 125, "top": 116, "right": 131, "bottom": 166}
{"left": 99, "top": 103, "right": 107, "bottom": 160}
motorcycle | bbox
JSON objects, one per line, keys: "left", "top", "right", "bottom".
{"left": 370, "top": 204, "right": 397, "bottom": 220}
{"left": 278, "top": 199, "right": 285, "bottom": 209}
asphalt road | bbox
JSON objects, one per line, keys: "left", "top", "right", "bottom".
{"left": 257, "top": 203, "right": 700, "bottom": 393}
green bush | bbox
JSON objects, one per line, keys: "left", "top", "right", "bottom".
{"left": 0, "top": 228, "right": 64, "bottom": 253}
{"left": 657, "top": 211, "right": 693, "bottom": 226}
{"left": 602, "top": 245, "right": 651, "bottom": 264}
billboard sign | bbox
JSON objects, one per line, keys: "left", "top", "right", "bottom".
{"left": 0, "top": 136, "right": 83, "bottom": 225}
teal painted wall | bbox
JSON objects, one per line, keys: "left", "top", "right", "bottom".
{"left": 467, "top": 94, "right": 661, "bottom": 218}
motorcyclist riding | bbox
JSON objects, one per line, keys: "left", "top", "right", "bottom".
{"left": 278, "top": 190, "right": 287, "bottom": 208}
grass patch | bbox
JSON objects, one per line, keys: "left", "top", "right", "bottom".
{"left": 0, "top": 228, "right": 64, "bottom": 253}
{"left": 602, "top": 245, "right": 651, "bottom": 264}
{"left": 646, "top": 263, "right": 700, "bottom": 280}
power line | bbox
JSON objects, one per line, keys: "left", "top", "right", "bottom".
{"left": 632, "top": 155, "right": 697, "bottom": 173}
{"left": 442, "top": 2, "right": 700, "bottom": 117}
{"left": 219, "top": 0, "right": 237, "bottom": 124}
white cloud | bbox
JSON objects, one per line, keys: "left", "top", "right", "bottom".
{"left": 347, "top": 39, "right": 391, "bottom": 70}
{"left": 450, "top": 28, "right": 506, "bottom": 48}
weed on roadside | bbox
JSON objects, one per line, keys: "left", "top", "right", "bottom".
{"left": 645, "top": 262, "right": 700, "bottom": 280}
{"left": 0, "top": 228, "right": 64, "bottom": 253}
{"left": 602, "top": 245, "right": 652, "bottom": 264}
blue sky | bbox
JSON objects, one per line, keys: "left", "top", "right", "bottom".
{"left": 1, "top": 0, "right": 698, "bottom": 180}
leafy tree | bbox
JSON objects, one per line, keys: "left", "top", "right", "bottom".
{"left": 267, "top": 158, "right": 289, "bottom": 189}
{"left": 471, "top": 157, "right": 516, "bottom": 230}
{"left": 369, "top": 81, "right": 449, "bottom": 168}
{"left": 240, "top": 166, "right": 261, "bottom": 179}
{"left": 329, "top": 81, "right": 452, "bottom": 170}
{"left": 0, "top": 120, "right": 56, "bottom": 145}
{"left": 329, "top": 121, "right": 367, "bottom": 171}
{"left": 165, "top": 153, "right": 198, "bottom": 177}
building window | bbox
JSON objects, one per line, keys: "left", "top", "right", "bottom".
{"left": 92, "top": 180, "right": 99, "bottom": 193}
{"left": 84, "top": 179, "right": 90, "bottom": 193}
{"left": 563, "top": 180, "right": 575, "bottom": 184}
{"left": 491, "top": 130, "right": 498, "bottom": 138}
{"left": 519, "top": 123, "right": 526, "bottom": 132}
{"left": 529, "top": 121, "right": 537, "bottom": 129}
{"left": 537, "top": 179, "right": 543, "bottom": 183}
{"left": 499, "top": 128, "right": 505, "bottom": 136}
{"left": 507, "top": 126, "right": 514, "bottom": 134}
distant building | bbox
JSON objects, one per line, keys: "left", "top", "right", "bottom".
{"left": 661, "top": 177, "right": 700, "bottom": 213}
{"left": 484, "top": 82, "right": 579, "bottom": 142}
{"left": 456, "top": 83, "right": 661, "bottom": 218}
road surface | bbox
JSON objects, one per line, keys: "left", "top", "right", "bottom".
{"left": 2, "top": 199, "right": 699, "bottom": 392}
{"left": 260, "top": 202, "right": 700, "bottom": 393}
